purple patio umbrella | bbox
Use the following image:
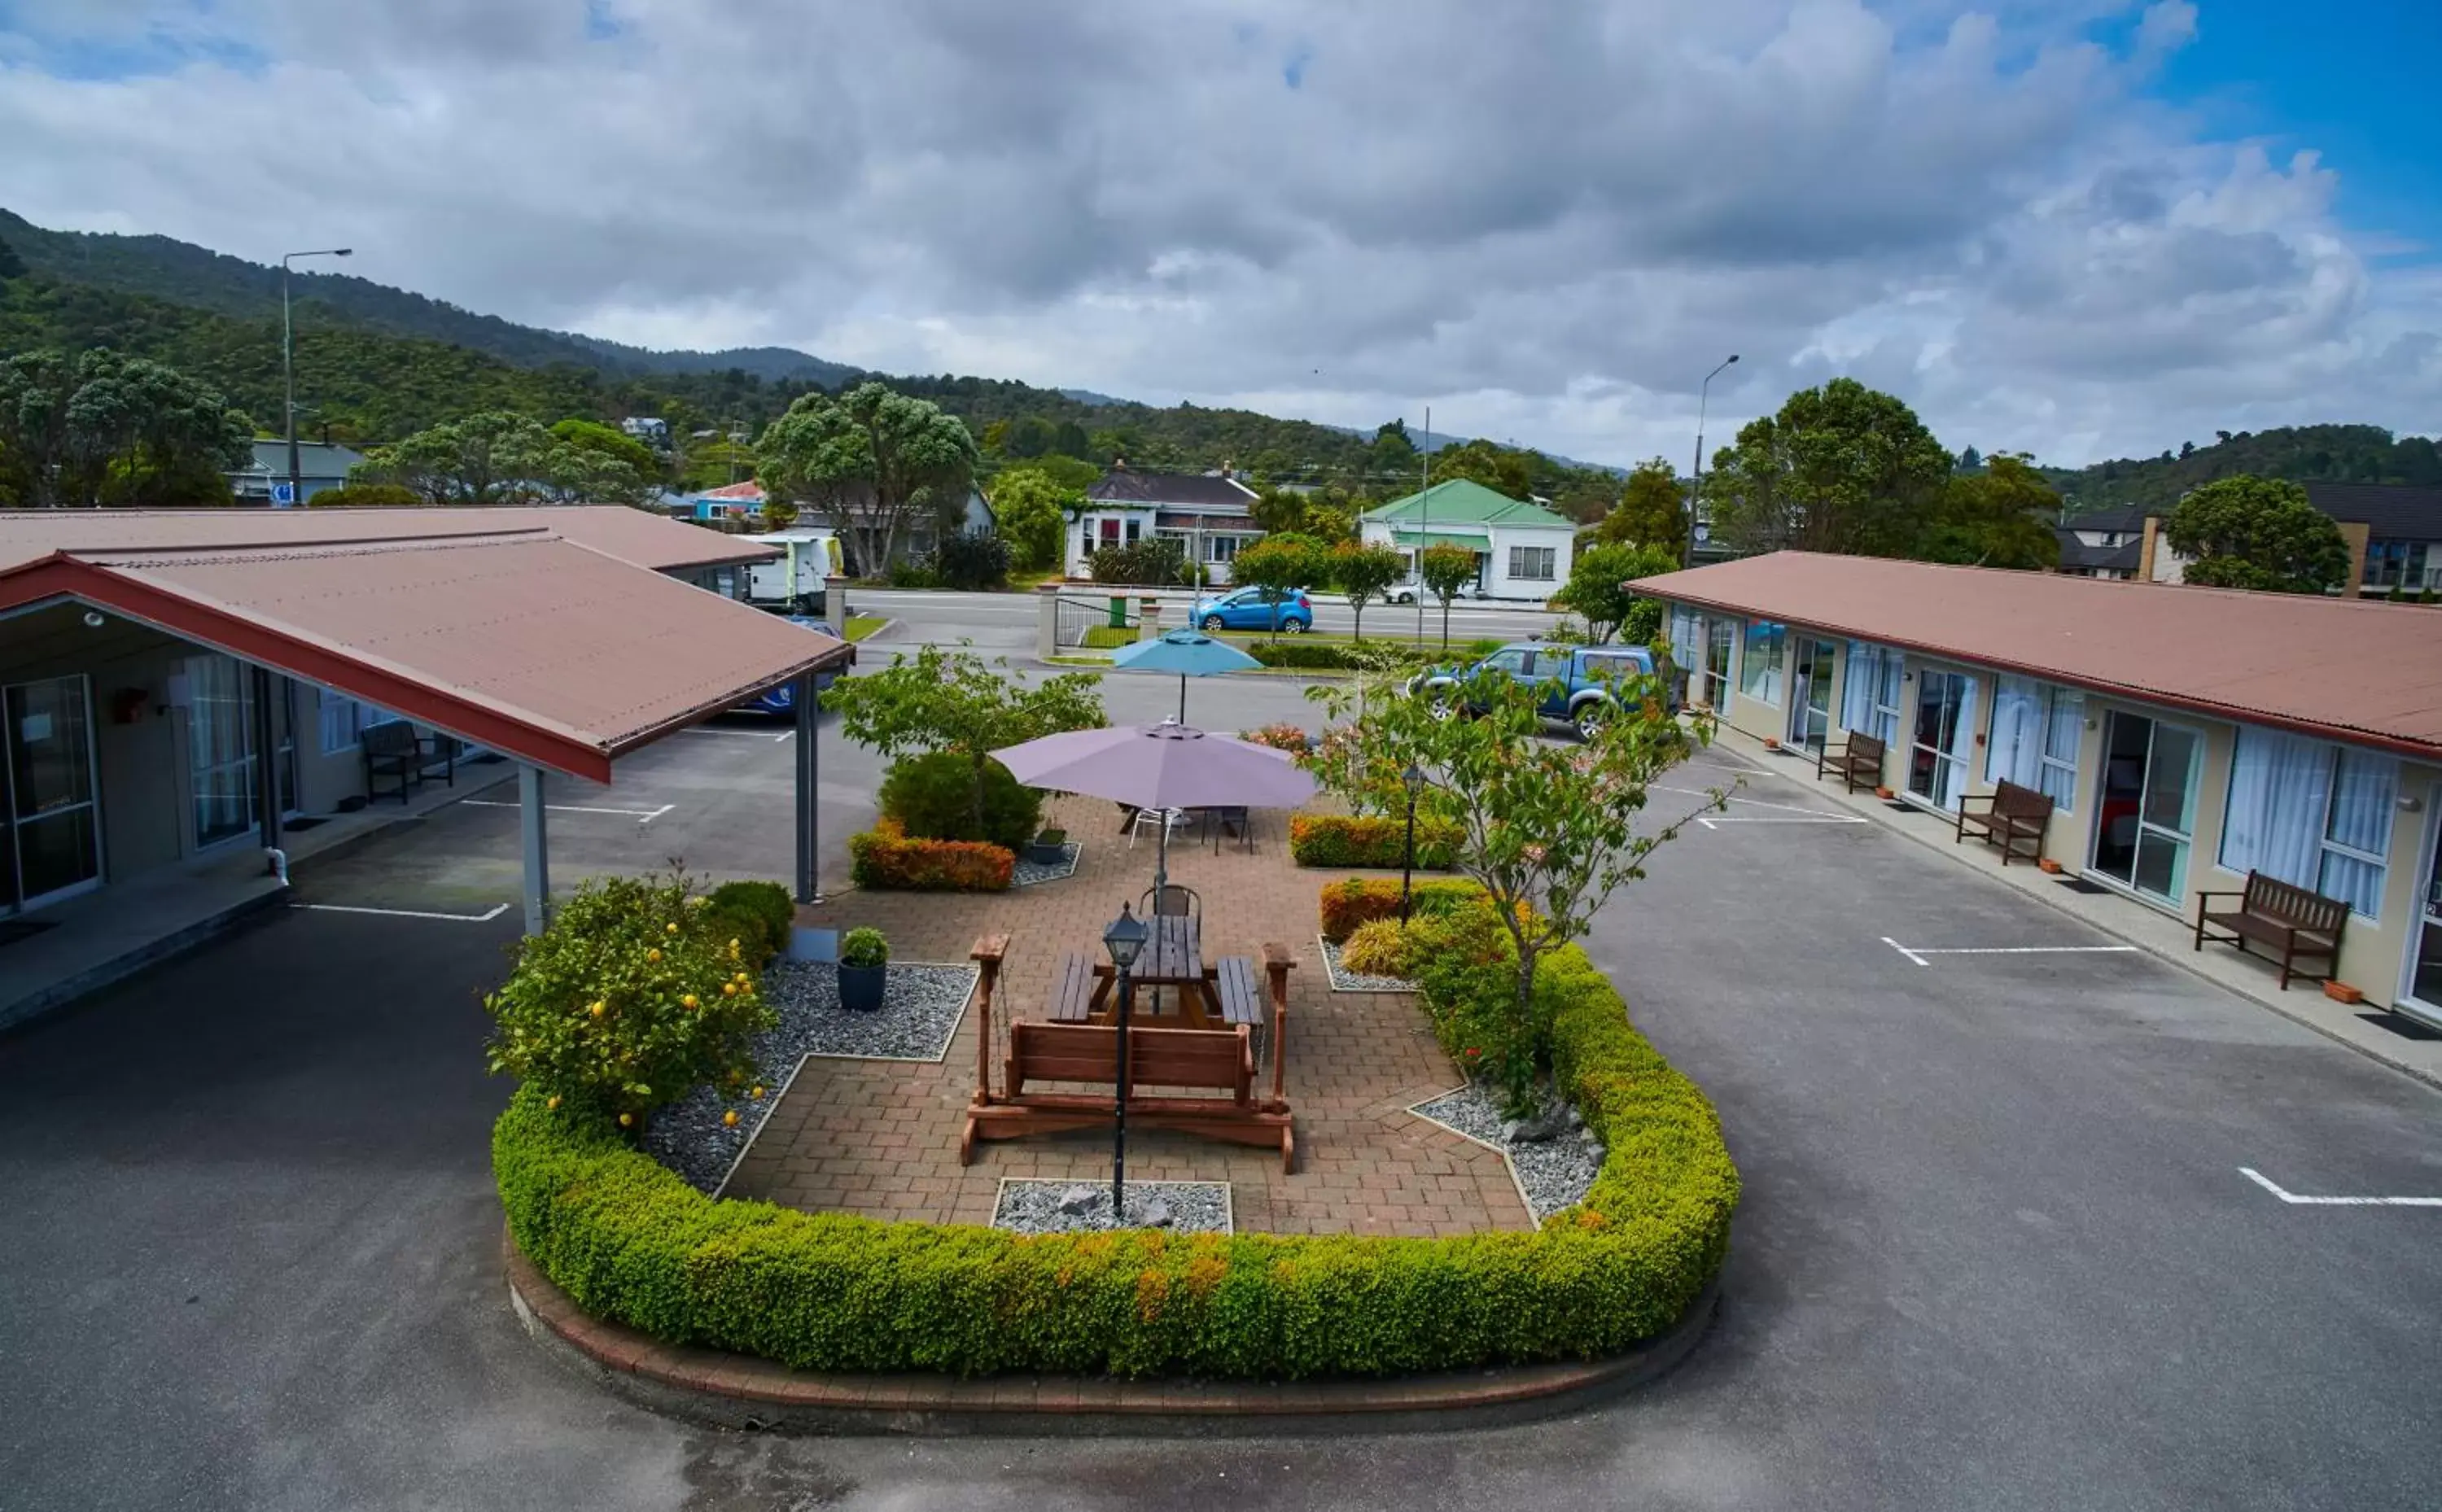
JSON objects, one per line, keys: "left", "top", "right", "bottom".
{"left": 991, "top": 719, "right": 1317, "bottom": 895}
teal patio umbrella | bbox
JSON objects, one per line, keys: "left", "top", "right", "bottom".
{"left": 1110, "top": 630, "right": 1261, "bottom": 723}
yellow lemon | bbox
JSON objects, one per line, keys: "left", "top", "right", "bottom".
{"left": 722, "top": 1109, "right": 740, "bottom": 1128}
{"left": 617, "top": 1112, "right": 634, "bottom": 1128}
{"left": 729, "top": 938, "right": 742, "bottom": 952}
{"left": 545, "top": 1095, "right": 561, "bottom": 1111}
{"left": 646, "top": 948, "right": 662, "bottom": 963}
{"left": 751, "top": 1085, "right": 765, "bottom": 1099}
{"left": 682, "top": 994, "right": 700, "bottom": 1009}
{"left": 666, "top": 922, "right": 680, "bottom": 936}
{"left": 721, "top": 982, "right": 737, "bottom": 997}
{"left": 589, "top": 1000, "right": 606, "bottom": 1018}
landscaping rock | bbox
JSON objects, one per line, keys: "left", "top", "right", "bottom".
{"left": 994, "top": 1180, "right": 1230, "bottom": 1234}
{"left": 1318, "top": 937, "right": 1418, "bottom": 994}
{"left": 1411, "top": 1082, "right": 1603, "bottom": 1223}
{"left": 1057, "top": 1184, "right": 1100, "bottom": 1215}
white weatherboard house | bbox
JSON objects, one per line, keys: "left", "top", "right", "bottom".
{"left": 1064, "top": 465, "right": 1263, "bottom": 583}
{"left": 1359, "top": 479, "right": 1575, "bottom": 602}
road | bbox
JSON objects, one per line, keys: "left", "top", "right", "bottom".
{"left": 2, "top": 703, "right": 2435, "bottom": 1511}
{"left": 841, "top": 586, "right": 1564, "bottom": 653}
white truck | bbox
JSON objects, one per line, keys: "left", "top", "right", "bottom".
{"left": 743, "top": 528, "right": 843, "bottom": 614}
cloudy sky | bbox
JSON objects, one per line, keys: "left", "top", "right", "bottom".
{"left": 2, "top": 0, "right": 2435, "bottom": 468}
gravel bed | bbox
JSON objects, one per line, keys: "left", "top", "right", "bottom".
{"left": 641, "top": 959, "right": 977, "bottom": 1195}
{"left": 1011, "top": 841, "right": 1083, "bottom": 887}
{"left": 1318, "top": 936, "right": 1417, "bottom": 993}
{"left": 992, "top": 1179, "right": 1234, "bottom": 1234}
{"left": 1411, "top": 1082, "right": 1605, "bottom": 1223}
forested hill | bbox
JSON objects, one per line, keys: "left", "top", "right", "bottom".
{"left": 2048, "top": 425, "right": 2442, "bottom": 515}
{"left": 0, "top": 209, "right": 857, "bottom": 387}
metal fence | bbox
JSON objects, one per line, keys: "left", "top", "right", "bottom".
{"left": 1053, "top": 595, "right": 1137, "bottom": 650}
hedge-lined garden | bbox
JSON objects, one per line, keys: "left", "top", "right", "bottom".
{"left": 492, "top": 895, "right": 1736, "bottom": 1379}
{"left": 1289, "top": 813, "right": 1462, "bottom": 870}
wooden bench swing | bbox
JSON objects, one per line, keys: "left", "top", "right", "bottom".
{"left": 961, "top": 937, "right": 1298, "bottom": 1172}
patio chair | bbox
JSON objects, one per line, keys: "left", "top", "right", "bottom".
{"left": 1141, "top": 882, "right": 1201, "bottom": 922}
{"left": 1204, "top": 805, "right": 1253, "bottom": 854}
{"left": 1127, "top": 806, "right": 1194, "bottom": 849}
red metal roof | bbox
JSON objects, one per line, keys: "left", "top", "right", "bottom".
{"left": 700, "top": 481, "right": 767, "bottom": 500}
{"left": 0, "top": 512, "right": 846, "bottom": 781}
{"left": 1634, "top": 552, "right": 2442, "bottom": 761}
{"left": 0, "top": 505, "right": 777, "bottom": 574}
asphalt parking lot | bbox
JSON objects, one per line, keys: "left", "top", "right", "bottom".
{"left": 2, "top": 693, "right": 2436, "bottom": 1511}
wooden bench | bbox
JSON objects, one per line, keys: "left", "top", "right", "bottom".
{"left": 1955, "top": 779, "right": 2052, "bottom": 866}
{"left": 1818, "top": 730, "right": 1885, "bottom": 793}
{"left": 2195, "top": 871, "right": 2348, "bottom": 990}
{"left": 965, "top": 937, "right": 1297, "bottom": 1171}
{"left": 1047, "top": 951, "right": 1097, "bottom": 1022}
{"left": 1214, "top": 955, "right": 1268, "bottom": 1063}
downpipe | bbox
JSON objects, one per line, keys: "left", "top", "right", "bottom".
{"left": 265, "top": 847, "right": 290, "bottom": 887}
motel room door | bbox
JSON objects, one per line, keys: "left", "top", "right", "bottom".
{"left": 1787, "top": 638, "right": 1836, "bottom": 758}
{"left": 2089, "top": 710, "right": 2202, "bottom": 906}
{"left": 2, "top": 675, "right": 104, "bottom": 914}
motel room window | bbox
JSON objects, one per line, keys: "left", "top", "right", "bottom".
{"left": 1840, "top": 641, "right": 1904, "bottom": 747}
{"left": 319, "top": 693, "right": 366, "bottom": 755}
{"left": 1985, "top": 678, "right": 2083, "bottom": 812}
{"left": 2218, "top": 728, "right": 2398, "bottom": 919}
{"left": 1737, "top": 621, "right": 1785, "bottom": 704}
{"left": 1508, "top": 544, "right": 1557, "bottom": 581}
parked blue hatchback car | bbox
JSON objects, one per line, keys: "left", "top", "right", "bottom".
{"left": 1191, "top": 585, "right": 1315, "bottom": 632}
{"left": 733, "top": 617, "right": 849, "bottom": 717}
{"left": 1407, "top": 640, "right": 1666, "bottom": 738}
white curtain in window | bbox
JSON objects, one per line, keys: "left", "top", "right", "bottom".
{"left": 1985, "top": 675, "right": 2043, "bottom": 789}
{"left": 2040, "top": 688, "right": 2084, "bottom": 809}
{"left": 2320, "top": 749, "right": 2397, "bottom": 916}
{"left": 1873, "top": 650, "right": 1904, "bottom": 746}
{"left": 1670, "top": 608, "right": 1700, "bottom": 671}
{"left": 1841, "top": 642, "right": 1880, "bottom": 734}
{"left": 2218, "top": 728, "right": 2331, "bottom": 887}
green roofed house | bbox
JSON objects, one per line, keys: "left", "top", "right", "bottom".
{"left": 1359, "top": 479, "right": 1576, "bottom": 602}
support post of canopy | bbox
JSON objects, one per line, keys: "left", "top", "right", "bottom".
{"left": 519, "top": 763, "right": 550, "bottom": 937}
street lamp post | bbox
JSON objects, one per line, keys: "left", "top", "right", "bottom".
{"left": 1684, "top": 354, "right": 1738, "bottom": 569}
{"left": 1399, "top": 762, "right": 1424, "bottom": 923}
{"left": 282, "top": 247, "right": 352, "bottom": 507}
{"left": 1101, "top": 902, "right": 1149, "bottom": 1224}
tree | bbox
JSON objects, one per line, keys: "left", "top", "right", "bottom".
{"left": 1701, "top": 378, "right": 1951, "bottom": 558}
{"left": 1368, "top": 419, "right": 1421, "bottom": 483}
{"left": 0, "top": 238, "right": 24, "bottom": 281}
{"left": 1418, "top": 542, "right": 1479, "bottom": 647}
{"left": 1955, "top": 445, "right": 1985, "bottom": 474}
{"left": 351, "top": 411, "right": 644, "bottom": 506}
{"left": 1228, "top": 532, "right": 1329, "bottom": 639}
{"left": 552, "top": 417, "right": 659, "bottom": 479}
{"left": 1597, "top": 457, "right": 1688, "bottom": 555}
{"left": 2164, "top": 475, "right": 2349, "bottom": 593}
{"left": 1553, "top": 543, "right": 1678, "bottom": 645}
{"left": 306, "top": 482, "right": 422, "bottom": 509}
{"left": 1248, "top": 486, "right": 1315, "bottom": 537}
{"left": 1917, "top": 453, "right": 2060, "bottom": 570}
{"left": 757, "top": 382, "right": 979, "bottom": 572}
{"left": 1328, "top": 667, "right": 1719, "bottom": 1110}
{"left": 1428, "top": 438, "right": 1535, "bottom": 500}
{"left": 987, "top": 465, "right": 1079, "bottom": 572}
{"left": 929, "top": 531, "right": 1011, "bottom": 591}
{"left": 1328, "top": 540, "right": 1406, "bottom": 642}
{"left": 0, "top": 348, "right": 251, "bottom": 509}
{"left": 821, "top": 645, "right": 1105, "bottom": 835}
{"left": 1049, "top": 419, "right": 1092, "bottom": 460}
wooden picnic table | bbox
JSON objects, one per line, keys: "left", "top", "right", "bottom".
{"left": 1088, "top": 915, "right": 1222, "bottom": 1026}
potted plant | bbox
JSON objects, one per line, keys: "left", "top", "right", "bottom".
{"left": 838, "top": 927, "right": 890, "bottom": 1012}
{"left": 1026, "top": 827, "right": 1070, "bottom": 866}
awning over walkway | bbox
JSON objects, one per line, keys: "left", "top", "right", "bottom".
{"left": 1391, "top": 529, "right": 1492, "bottom": 552}
{"left": 0, "top": 512, "right": 851, "bottom": 783}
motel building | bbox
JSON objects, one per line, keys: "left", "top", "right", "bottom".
{"left": 1635, "top": 552, "right": 2442, "bottom": 1025}
{"left": 0, "top": 507, "right": 850, "bottom": 1029}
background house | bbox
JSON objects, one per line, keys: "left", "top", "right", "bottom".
{"left": 1359, "top": 479, "right": 1575, "bottom": 601}
{"left": 2055, "top": 483, "right": 2442, "bottom": 594}
{"left": 1065, "top": 465, "right": 1261, "bottom": 582}
{"left": 226, "top": 440, "right": 365, "bottom": 505}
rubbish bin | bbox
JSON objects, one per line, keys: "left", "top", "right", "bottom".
{"left": 1108, "top": 596, "right": 1128, "bottom": 630}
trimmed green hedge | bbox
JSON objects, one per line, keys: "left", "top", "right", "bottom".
{"left": 492, "top": 943, "right": 1737, "bottom": 1380}
{"left": 1289, "top": 813, "right": 1461, "bottom": 870}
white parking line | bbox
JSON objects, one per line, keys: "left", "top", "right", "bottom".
{"left": 2241, "top": 1167, "right": 2442, "bottom": 1208}
{"left": 1657, "top": 783, "right": 1863, "bottom": 828}
{"left": 1882, "top": 937, "right": 2141, "bottom": 967}
{"left": 295, "top": 902, "right": 511, "bottom": 923}
{"left": 459, "top": 799, "right": 674, "bottom": 823}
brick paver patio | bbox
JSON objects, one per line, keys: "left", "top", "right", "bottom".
{"left": 725, "top": 796, "right": 1530, "bottom": 1237}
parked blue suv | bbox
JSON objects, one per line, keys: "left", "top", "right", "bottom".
{"left": 1193, "top": 585, "right": 1315, "bottom": 633}
{"left": 1407, "top": 640, "right": 1665, "bottom": 738}
{"left": 733, "top": 616, "right": 851, "bottom": 716}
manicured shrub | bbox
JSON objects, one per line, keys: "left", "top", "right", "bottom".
{"left": 483, "top": 872, "right": 775, "bottom": 1125}
{"left": 847, "top": 818, "right": 1014, "bottom": 891}
{"left": 839, "top": 926, "right": 890, "bottom": 968}
{"left": 1338, "top": 918, "right": 1413, "bottom": 977}
{"left": 1239, "top": 721, "right": 1312, "bottom": 754}
{"left": 928, "top": 531, "right": 1011, "bottom": 591}
{"left": 877, "top": 751, "right": 1043, "bottom": 851}
{"left": 1289, "top": 813, "right": 1461, "bottom": 871}
{"left": 1316, "top": 875, "right": 1489, "bottom": 942}
{"left": 492, "top": 937, "right": 1737, "bottom": 1379}
{"left": 704, "top": 880, "right": 794, "bottom": 966}
{"left": 1245, "top": 640, "right": 1439, "bottom": 671}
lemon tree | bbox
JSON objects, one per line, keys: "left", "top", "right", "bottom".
{"left": 484, "top": 872, "right": 777, "bottom": 1127}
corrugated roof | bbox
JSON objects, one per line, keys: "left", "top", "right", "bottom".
{"left": 700, "top": 480, "right": 768, "bottom": 500}
{"left": 0, "top": 509, "right": 842, "bottom": 781}
{"left": 1632, "top": 551, "right": 2442, "bottom": 760}
{"left": 0, "top": 505, "right": 776, "bottom": 575}
{"left": 1366, "top": 479, "right": 1573, "bottom": 531}
{"left": 1087, "top": 470, "right": 1257, "bottom": 509}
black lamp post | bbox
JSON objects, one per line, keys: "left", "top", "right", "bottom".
{"left": 1101, "top": 902, "right": 1149, "bottom": 1224}
{"left": 1399, "top": 761, "right": 1424, "bottom": 923}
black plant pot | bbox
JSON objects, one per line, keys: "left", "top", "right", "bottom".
{"left": 838, "top": 962, "right": 887, "bottom": 1012}
{"left": 1025, "top": 841, "right": 1070, "bottom": 866}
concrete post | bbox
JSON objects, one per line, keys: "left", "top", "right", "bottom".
{"left": 793, "top": 669, "right": 821, "bottom": 905}
{"left": 1036, "top": 583, "right": 1061, "bottom": 662}
{"left": 825, "top": 574, "right": 849, "bottom": 637}
{"left": 519, "top": 764, "right": 550, "bottom": 937}
{"left": 1140, "top": 597, "right": 1162, "bottom": 643}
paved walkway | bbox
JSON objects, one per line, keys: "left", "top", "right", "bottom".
{"left": 726, "top": 796, "right": 1530, "bottom": 1237}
